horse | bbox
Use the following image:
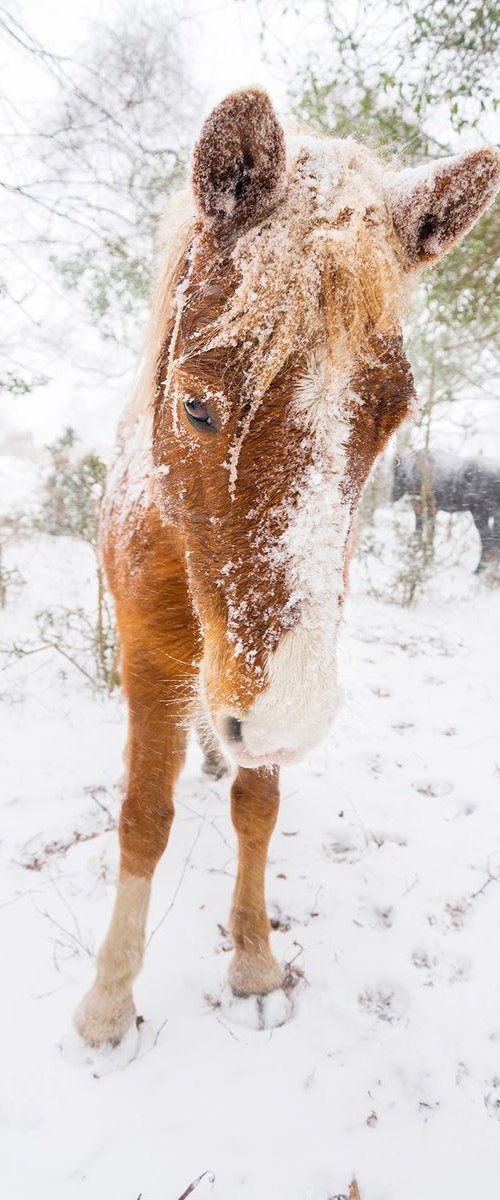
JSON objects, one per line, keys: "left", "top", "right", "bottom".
{"left": 393, "top": 450, "right": 500, "bottom": 570}
{"left": 74, "top": 88, "right": 500, "bottom": 1046}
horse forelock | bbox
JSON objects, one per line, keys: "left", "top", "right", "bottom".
{"left": 135, "top": 137, "right": 406, "bottom": 420}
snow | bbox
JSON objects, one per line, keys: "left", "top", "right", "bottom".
{"left": 0, "top": 456, "right": 41, "bottom": 515}
{"left": 2, "top": 479, "right": 500, "bottom": 1199}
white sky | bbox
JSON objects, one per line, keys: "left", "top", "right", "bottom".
{"left": 4, "top": 0, "right": 326, "bottom": 116}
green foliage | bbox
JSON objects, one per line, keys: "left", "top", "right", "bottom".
{"left": 32, "top": 600, "right": 119, "bottom": 694}
{"left": 51, "top": 237, "right": 153, "bottom": 341}
{"left": 0, "top": 511, "right": 29, "bottom": 607}
{"left": 294, "top": 67, "right": 426, "bottom": 157}
{"left": 35, "top": 429, "right": 119, "bottom": 693}
{"left": 300, "top": 0, "right": 500, "bottom": 144}
{"left": 403, "top": 0, "right": 499, "bottom": 131}
{"left": 40, "top": 428, "right": 107, "bottom": 546}
{"left": 392, "top": 468, "right": 437, "bottom": 606}
{"left": 0, "top": 372, "right": 48, "bottom": 396}
{"left": 425, "top": 208, "right": 499, "bottom": 344}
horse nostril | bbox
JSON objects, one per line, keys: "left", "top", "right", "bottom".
{"left": 225, "top": 716, "right": 243, "bottom": 744}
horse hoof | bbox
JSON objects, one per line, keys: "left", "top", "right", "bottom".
{"left": 201, "top": 749, "right": 229, "bottom": 779}
{"left": 218, "top": 982, "right": 293, "bottom": 1030}
{"left": 73, "top": 984, "right": 136, "bottom": 1050}
{"left": 61, "top": 1015, "right": 139, "bottom": 1073}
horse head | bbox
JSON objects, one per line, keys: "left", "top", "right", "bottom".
{"left": 150, "top": 89, "right": 499, "bottom": 768}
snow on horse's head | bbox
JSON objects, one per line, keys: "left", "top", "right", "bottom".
{"left": 146, "top": 88, "right": 499, "bottom": 768}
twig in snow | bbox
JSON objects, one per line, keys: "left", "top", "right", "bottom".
{"left": 19, "top": 818, "right": 114, "bottom": 871}
{"left": 471, "top": 874, "right": 498, "bottom": 900}
{"left": 282, "top": 940, "right": 308, "bottom": 994}
{"left": 0, "top": 887, "right": 43, "bottom": 911}
{"left": 176, "top": 1170, "right": 216, "bottom": 1199}
{"left": 147, "top": 800, "right": 209, "bottom": 944}
{"left": 470, "top": 857, "right": 500, "bottom": 901}
{"left": 84, "top": 782, "right": 116, "bottom": 825}
{"left": 216, "top": 1015, "right": 243, "bottom": 1043}
{"left": 32, "top": 897, "right": 94, "bottom": 958}
{"left": 399, "top": 875, "right": 419, "bottom": 900}
{"left": 5, "top": 638, "right": 97, "bottom": 688}
{"left": 153, "top": 1017, "right": 169, "bottom": 1046}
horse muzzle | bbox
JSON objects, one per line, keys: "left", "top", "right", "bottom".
{"left": 214, "top": 702, "right": 334, "bottom": 769}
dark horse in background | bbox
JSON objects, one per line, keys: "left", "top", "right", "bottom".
{"left": 392, "top": 451, "right": 500, "bottom": 571}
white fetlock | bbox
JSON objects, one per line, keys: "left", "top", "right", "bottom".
{"left": 228, "top": 949, "right": 285, "bottom": 997}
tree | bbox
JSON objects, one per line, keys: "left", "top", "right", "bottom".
{"left": 0, "top": 3, "right": 200, "bottom": 393}
{"left": 35, "top": 428, "right": 118, "bottom": 692}
{"left": 42, "top": 6, "right": 200, "bottom": 344}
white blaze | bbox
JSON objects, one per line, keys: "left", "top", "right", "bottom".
{"left": 241, "top": 350, "right": 359, "bottom": 763}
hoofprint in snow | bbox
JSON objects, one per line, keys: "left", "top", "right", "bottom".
{"left": 1, "top": 508, "right": 500, "bottom": 1200}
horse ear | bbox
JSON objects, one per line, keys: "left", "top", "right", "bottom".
{"left": 387, "top": 148, "right": 500, "bottom": 267}
{"left": 192, "top": 88, "right": 286, "bottom": 229}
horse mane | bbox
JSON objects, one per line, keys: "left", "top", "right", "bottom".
{"left": 119, "top": 189, "right": 195, "bottom": 440}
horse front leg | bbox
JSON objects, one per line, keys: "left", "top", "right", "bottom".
{"left": 195, "top": 713, "right": 229, "bottom": 780}
{"left": 74, "top": 653, "right": 190, "bottom": 1047}
{"left": 472, "top": 508, "right": 494, "bottom": 572}
{"left": 228, "top": 766, "right": 284, "bottom": 997}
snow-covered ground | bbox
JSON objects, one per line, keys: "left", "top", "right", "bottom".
{"left": 1, "top": 483, "right": 500, "bottom": 1200}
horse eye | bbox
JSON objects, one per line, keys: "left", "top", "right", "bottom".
{"left": 183, "top": 397, "right": 218, "bottom": 434}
